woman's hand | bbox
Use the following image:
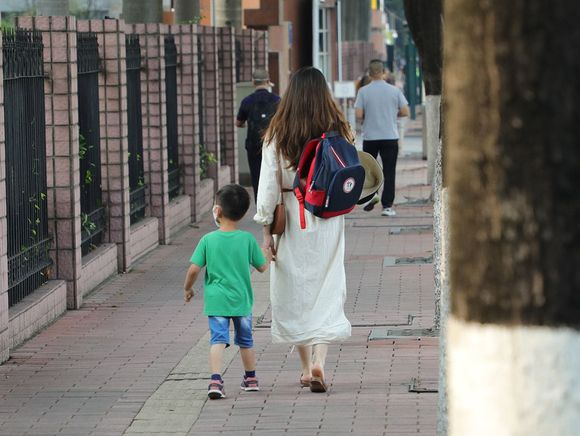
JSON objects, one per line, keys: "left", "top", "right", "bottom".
{"left": 262, "top": 226, "right": 277, "bottom": 260}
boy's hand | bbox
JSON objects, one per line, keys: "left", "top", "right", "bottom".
{"left": 262, "top": 234, "right": 276, "bottom": 261}
{"left": 184, "top": 288, "right": 194, "bottom": 303}
{"left": 262, "top": 246, "right": 273, "bottom": 263}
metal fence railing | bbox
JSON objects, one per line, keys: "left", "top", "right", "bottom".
{"left": 217, "top": 43, "right": 227, "bottom": 167}
{"left": 196, "top": 36, "right": 209, "bottom": 179}
{"left": 77, "top": 32, "right": 104, "bottom": 255}
{"left": 164, "top": 35, "right": 180, "bottom": 200}
{"left": 235, "top": 38, "right": 242, "bottom": 83}
{"left": 126, "top": 34, "right": 146, "bottom": 225}
{"left": 2, "top": 29, "right": 52, "bottom": 307}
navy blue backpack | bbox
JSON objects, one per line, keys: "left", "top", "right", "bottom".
{"left": 293, "top": 132, "right": 365, "bottom": 229}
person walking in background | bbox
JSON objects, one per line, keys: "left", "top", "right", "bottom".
{"left": 355, "top": 71, "right": 371, "bottom": 93}
{"left": 254, "top": 67, "right": 353, "bottom": 393}
{"left": 183, "top": 184, "right": 272, "bottom": 400}
{"left": 236, "top": 69, "right": 280, "bottom": 202}
{"left": 355, "top": 59, "right": 409, "bottom": 216}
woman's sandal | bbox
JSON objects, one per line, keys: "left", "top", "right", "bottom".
{"left": 309, "top": 367, "right": 327, "bottom": 393}
{"left": 300, "top": 374, "right": 311, "bottom": 387}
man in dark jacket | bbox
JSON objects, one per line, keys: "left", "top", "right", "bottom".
{"left": 236, "top": 69, "right": 280, "bottom": 202}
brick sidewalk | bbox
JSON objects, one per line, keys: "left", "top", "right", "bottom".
{"left": 0, "top": 135, "right": 438, "bottom": 435}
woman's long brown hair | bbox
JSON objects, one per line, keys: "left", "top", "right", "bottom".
{"left": 264, "top": 67, "right": 354, "bottom": 169}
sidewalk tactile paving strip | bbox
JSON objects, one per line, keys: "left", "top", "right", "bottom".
{"left": 388, "top": 225, "right": 433, "bottom": 235}
{"left": 369, "top": 328, "right": 437, "bottom": 340}
{"left": 409, "top": 377, "right": 439, "bottom": 393}
{"left": 383, "top": 255, "right": 434, "bottom": 267}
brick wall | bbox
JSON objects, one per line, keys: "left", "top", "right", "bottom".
{"left": 130, "top": 23, "right": 171, "bottom": 244}
{"left": 219, "top": 27, "right": 238, "bottom": 184}
{"left": 0, "top": 17, "right": 268, "bottom": 357}
{"left": 236, "top": 28, "right": 255, "bottom": 83}
{"left": 254, "top": 30, "right": 268, "bottom": 70}
{"left": 78, "top": 19, "right": 131, "bottom": 272}
{"left": 172, "top": 24, "right": 199, "bottom": 221}
{"left": 200, "top": 26, "right": 220, "bottom": 188}
{"left": 18, "top": 16, "right": 84, "bottom": 309}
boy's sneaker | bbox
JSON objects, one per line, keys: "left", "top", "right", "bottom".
{"left": 381, "top": 207, "right": 396, "bottom": 217}
{"left": 240, "top": 376, "right": 260, "bottom": 392}
{"left": 363, "top": 194, "right": 380, "bottom": 212}
{"left": 208, "top": 380, "right": 225, "bottom": 399}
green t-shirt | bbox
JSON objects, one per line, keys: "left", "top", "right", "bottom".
{"left": 190, "top": 230, "right": 266, "bottom": 316}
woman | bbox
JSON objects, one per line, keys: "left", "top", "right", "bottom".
{"left": 254, "top": 67, "right": 353, "bottom": 393}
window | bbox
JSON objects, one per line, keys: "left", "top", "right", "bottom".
{"left": 318, "top": 7, "right": 331, "bottom": 80}
{"left": 313, "top": 0, "right": 332, "bottom": 81}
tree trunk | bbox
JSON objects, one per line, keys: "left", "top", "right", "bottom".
{"left": 446, "top": 0, "right": 580, "bottom": 434}
{"left": 403, "top": 0, "right": 442, "bottom": 182}
{"left": 175, "top": 0, "right": 200, "bottom": 23}
{"left": 37, "top": 0, "right": 70, "bottom": 16}
{"left": 403, "top": 0, "right": 442, "bottom": 95}
{"left": 402, "top": 4, "right": 447, "bottom": 434}
{"left": 122, "top": 0, "right": 163, "bottom": 24}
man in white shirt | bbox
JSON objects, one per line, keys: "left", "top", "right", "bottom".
{"left": 355, "top": 60, "right": 409, "bottom": 216}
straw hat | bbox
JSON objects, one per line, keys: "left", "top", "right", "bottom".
{"left": 357, "top": 151, "right": 383, "bottom": 205}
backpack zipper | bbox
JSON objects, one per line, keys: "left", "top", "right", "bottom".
{"left": 330, "top": 145, "right": 346, "bottom": 168}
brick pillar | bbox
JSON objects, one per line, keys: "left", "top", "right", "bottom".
{"left": 219, "top": 27, "right": 238, "bottom": 183}
{"left": 78, "top": 19, "right": 131, "bottom": 272}
{"left": 131, "top": 23, "right": 171, "bottom": 244}
{"left": 241, "top": 29, "right": 255, "bottom": 82}
{"left": 0, "top": 35, "right": 9, "bottom": 363}
{"left": 254, "top": 30, "right": 268, "bottom": 70}
{"left": 172, "top": 24, "right": 199, "bottom": 220}
{"left": 18, "top": 16, "right": 84, "bottom": 309}
{"left": 201, "top": 26, "right": 220, "bottom": 187}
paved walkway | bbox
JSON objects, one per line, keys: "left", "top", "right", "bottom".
{"left": 0, "top": 122, "right": 438, "bottom": 436}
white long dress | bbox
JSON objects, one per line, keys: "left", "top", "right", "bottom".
{"left": 254, "top": 140, "right": 352, "bottom": 345}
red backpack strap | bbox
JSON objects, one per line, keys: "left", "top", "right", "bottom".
{"left": 294, "top": 187, "right": 306, "bottom": 229}
{"left": 294, "top": 136, "right": 326, "bottom": 230}
{"left": 297, "top": 138, "right": 321, "bottom": 171}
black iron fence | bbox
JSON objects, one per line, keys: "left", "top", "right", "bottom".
{"left": 235, "top": 38, "right": 242, "bottom": 83}
{"left": 217, "top": 46, "right": 227, "bottom": 166}
{"left": 197, "top": 37, "right": 209, "bottom": 178}
{"left": 2, "top": 29, "right": 52, "bottom": 307}
{"left": 126, "top": 34, "right": 146, "bottom": 225}
{"left": 77, "top": 32, "right": 104, "bottom": 255}
{"left": 164, "top": 35, "right": 180, "bottom": 200}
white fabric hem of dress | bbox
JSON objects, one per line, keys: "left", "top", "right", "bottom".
{"left": 271, "top": 321, "right": 352, "bottom": 346}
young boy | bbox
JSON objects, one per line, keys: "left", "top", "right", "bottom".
{"left": 183, "top": 184, "right": 271, "bottom": 400}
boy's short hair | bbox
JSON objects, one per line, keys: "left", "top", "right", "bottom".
{"left": 215, "top": 184, "right": 250, "bottom": 222}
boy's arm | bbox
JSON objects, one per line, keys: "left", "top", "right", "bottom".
{"left": 255, "top": 246, "right": 273, "bottom": 273}
{"left": 183, "top": 263, "right": 202, "bottom": 302}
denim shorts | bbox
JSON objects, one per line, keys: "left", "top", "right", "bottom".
{"left": 208, "top": 315, "right": 253, "bottom": 348}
